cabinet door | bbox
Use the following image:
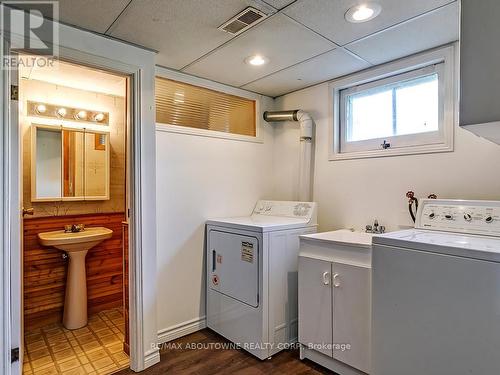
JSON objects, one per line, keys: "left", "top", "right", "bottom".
{"left": 332, "top": 262, "right": 371, "bottom": 373}
{"left": 460, "top": 0, "right": 500, "bottom": 127}
{"left": 298, "top": 256, "right": 332, "bottom": 357}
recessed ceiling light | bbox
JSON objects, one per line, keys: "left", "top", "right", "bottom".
{"left": 345, "top": 2, "right": 382, "bottom": 23}
{"left": 245, "top": 55, "right": 269, "bottom": 66}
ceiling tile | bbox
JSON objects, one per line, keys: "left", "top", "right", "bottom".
{"left": 345, "top": 2, "right": 459, "bottom": 65}
{"left": 9, "top": 0, "right": 131, "bottom": 34}
{"left": 242, "top": 49, "right": 370, "bottom": 97}
{"left": 283, "top": 0, "right": 456, "bottom": 45}
{"left": 262, "top": 0, "right": 297, "bottom": 10}
{"left": 183, "top": 14, "right": 335, "bottom": 87}
{"left": 108, "top": 0, "right": 276, "bottom": 69}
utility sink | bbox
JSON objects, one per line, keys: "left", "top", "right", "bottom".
{"left": 38, "top": 227, "right": 113, "bottom": 329}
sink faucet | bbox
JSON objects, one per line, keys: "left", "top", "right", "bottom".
{"left": 366, "top": 219, "right": 385, "bottom": 234}
{"left": 64, "top": 224, "right": 85, "bottom": 233}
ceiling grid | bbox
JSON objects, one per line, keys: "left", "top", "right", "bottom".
{"left": 15, "top": 0, "right": 459, "bottom": 97}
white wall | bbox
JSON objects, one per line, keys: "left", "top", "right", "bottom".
{"left": 2, "top": 15, "right": 159, "bottom": 372}
{"left": 275, "top": 82, "right": 500, "bottom": 232}
{"left": 155, "top": 69, "right": 276, "bottom": 341}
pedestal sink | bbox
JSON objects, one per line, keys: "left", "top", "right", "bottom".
{"left": 38, "top": 227, "right": 113, "bottom": 329}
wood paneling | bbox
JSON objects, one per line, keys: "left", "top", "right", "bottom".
{"left": 23, "top": 212, "right": 125, "bottom": 330}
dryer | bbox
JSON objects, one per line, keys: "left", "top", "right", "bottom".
{"left": 206, "top": 200, "right": 317, "bottom": 360}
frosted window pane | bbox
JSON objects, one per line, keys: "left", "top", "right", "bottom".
{"left": 345, "top": 73, "right": 439, "bottom": 142}
{"left": 348, "top": 90, "right": 393, "bottom": 141}
{"left": 396, "top": 76, "right": 439, "bottom": 135}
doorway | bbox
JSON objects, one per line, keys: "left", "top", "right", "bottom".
{"left": 18, "top": 57, "right": 131, "bottom": 375}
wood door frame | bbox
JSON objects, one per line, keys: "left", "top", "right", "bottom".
{"left": 1, "top": 44, "right": 153, "bottom": 373}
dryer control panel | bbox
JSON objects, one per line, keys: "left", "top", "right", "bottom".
{"left": 416, "top": 199, "right": 500, "bottom": 237}
{"left": 252, "top": 200, "right": 317, "bottom": 223}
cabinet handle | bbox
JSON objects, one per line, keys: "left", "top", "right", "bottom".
{"left": 322, "top": 271, "right": 330, "bottom": 285}
{"left": 333, "top": 273, "right": 340, "bottom": 288}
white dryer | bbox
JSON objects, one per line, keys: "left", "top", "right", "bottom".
{"left": 206, "top": 200, "right": 317, "bottom": 360}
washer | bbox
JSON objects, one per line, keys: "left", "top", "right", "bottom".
{"left": 372, "top": 199, "right": 500, "bottom": 375}
{"left": 206, "top": 200, "right": 317, "bottom": 360}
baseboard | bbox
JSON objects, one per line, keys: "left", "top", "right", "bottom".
{"left": 157, "top": 316, "right": 206, "bottom": 344}
{"left": 143, "top": 347, "right": 160, "bottom": 369}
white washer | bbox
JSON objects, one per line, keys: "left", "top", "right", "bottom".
{"left": 372, "top": 199, "right": 500, "bottom": 375}
{"left": 206, "top": 200, "right": 317, "bottom": 360}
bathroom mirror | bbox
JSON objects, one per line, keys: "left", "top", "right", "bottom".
{"left": 84, "top": 132, "right": 109, "bottom": 199}
{"left": 31, "top": 125, "right": 110, "bottom": 201}
{"left": 62, "top": 129, "right": 85, "bottom": 198}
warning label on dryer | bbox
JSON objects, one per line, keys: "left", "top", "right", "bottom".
{"left": 241, "top": 241, "right": 254, "bottom": 263}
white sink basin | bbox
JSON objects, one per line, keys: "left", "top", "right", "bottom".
{"left": 38, "top": 226, "right": 113, "bottom": 252}
{"left": 38, "top": 226, "right": 113, "bottom": 329}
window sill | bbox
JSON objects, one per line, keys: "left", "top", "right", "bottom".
{"left": 329, "top": 142, "right": 453, "bottom": 160}
{"left": 155, "top": 123, "right": 264, "bottom": 144}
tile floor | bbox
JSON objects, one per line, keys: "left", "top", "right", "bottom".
{"left": 23, "top": 308, "right": 129, "bottom": 375}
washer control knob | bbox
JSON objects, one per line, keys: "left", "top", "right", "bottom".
{"left": 444, "top": 214, "right": 453, "bottom": 220}
{"left": 464, "top": 213, "right": 472, "bottom": 222}
{"left": 428, "top": 212, "right": 435, "bottom": 219}
{"left": 485, "top": 216, "right": 494, "bottom": 223}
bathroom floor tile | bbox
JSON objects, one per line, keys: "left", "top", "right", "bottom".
{"left": 23, "top": 308, "right": 129, "bottom": 375}
{"left": 26, "top": 339, "right": 48, "bottom": 353}
{"left": 31, "top": 355, "right": 54, "bottom": 369}
{"left": 52, "top": 341, "right": 73, "bottom": 353}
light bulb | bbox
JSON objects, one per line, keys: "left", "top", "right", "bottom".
{"left": 345, "top": 3, "right": 382, "bottom": 23}
{"left": 352, "top": 6, "right": 374, "bottom": 21}
{"left": 57, "top": 107, "right": 67, "bottom": 117}
{"left": 35, "top": 104, "right": 46, "bottom": 114}
{"left": 76, "top": 110, "right": 87, "bottom": 120}
{"left": 244, "top": 55, "right": 269, "bottom": 66}
{"left": 93, "top": 113, "right": 105, "bottom": 122}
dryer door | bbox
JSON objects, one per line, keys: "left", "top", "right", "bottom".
{"left": 209, "top": 230, "right": 259, "bottom": 307}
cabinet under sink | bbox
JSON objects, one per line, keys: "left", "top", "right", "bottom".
{"left": 298, "top": 229, "right": 372, "bottom": 375}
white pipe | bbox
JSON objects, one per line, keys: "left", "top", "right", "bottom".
{"left": 263, "top": 110, "right": 314, "bottom": 201}
{"left": 299, "top": 139, "right": 312, "bottom": 201}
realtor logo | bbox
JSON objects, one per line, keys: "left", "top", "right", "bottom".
{"left": 1, "top": 1, "right": 59, "bottom": 68}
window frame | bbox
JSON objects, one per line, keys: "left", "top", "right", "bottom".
{"left": 329, "top": 44, "right": 457, "bottom": 160}
{"left": 155, "top": 66, "right": 264, "bottom": 143}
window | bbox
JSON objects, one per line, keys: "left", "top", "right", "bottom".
{"left": 155, "top": 77, "right": 257, "bottom": 138}
{"left": 331, "top": 45, "right": 456, "bottom": 159}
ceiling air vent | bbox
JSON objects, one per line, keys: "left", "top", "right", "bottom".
{"left": 218, "top": 7, "right": 267, "bottom": 35}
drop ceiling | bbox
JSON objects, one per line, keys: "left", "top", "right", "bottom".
{"left": 24, "top": 0, "right": 459, "bottom": 97}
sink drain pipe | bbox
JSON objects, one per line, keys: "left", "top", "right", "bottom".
{"left": 263, "top": 110, "right": 314, "bottom": 202}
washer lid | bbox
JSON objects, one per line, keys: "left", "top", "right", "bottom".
{"left": 373, "top": 229, "right": 500, "bottom": 262}
{"left": 207, "top": 215, "right": 313, "bottom": 232}
{"left": 207, "top": 200, "right": 317, "bottom": 232}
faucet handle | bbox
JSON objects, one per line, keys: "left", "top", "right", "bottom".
{"left": 379, "top": 225, "right": 386, "bottom": 234}
{"left": 365, "top": 225, "right": 373, "bottom": 233}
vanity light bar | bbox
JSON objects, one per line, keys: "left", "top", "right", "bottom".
{"left": 27, "top": 101, "right": 109, "bottom": 125}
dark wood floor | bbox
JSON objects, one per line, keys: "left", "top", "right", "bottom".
{"left": 116, "top": 329, "right": 334, "bottom": 374}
